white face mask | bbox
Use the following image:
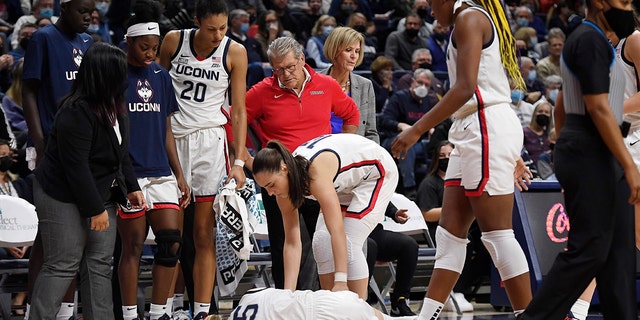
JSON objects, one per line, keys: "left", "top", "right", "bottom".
{"left": 413, "top": 84, "right": 428, "bottom": 98}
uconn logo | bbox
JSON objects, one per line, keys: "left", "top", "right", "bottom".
{"left": 128, "top": 79, "right": 161, "bottom": 112}
{"left": 65, "top": 48, "right": 85, "bottom": 80}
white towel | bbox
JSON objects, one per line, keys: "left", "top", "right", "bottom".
{"left": 213, "top": 177, "right": 259, "bottom": 296}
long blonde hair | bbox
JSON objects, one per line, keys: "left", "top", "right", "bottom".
{"left": 475, "top": 0, "right": 526, "bottom": 90}
{"left": 6, "top": 60, "right": 23, "bottom": 106}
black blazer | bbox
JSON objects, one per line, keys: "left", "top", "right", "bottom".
{"left": 35, "top": 99, "right": 139, "bottom": 218}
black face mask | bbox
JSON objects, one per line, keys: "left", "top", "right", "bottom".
{"left": 417, "top": 8, "right": 429, "bottom": 18}
{"left": 405, "top": 28, "right": 419, "bottom": 39}
{"left": 438, "top": 158, "right": 449, "bottom": 172}
{"left": 0, "top": 156, "right": 12, "bottom": 172}
{"left": 418, "top": 62, "right": 432, "bottom": 70}
{"left": 536, "top": 114, "right": 550, "bottom": 127}
{"left": 434, "top": 32, "right": 447, "bottom": 41}
{"left": 604, "top": 6, "right": 636, "bottom": 40}
{"left": 19, "top": 36, "right": 31, "bottom": 49}
{"left": 353, "top": 25, "right": 366, "bottom": 34}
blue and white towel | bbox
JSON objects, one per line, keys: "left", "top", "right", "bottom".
{"left": 214, "top": 177, "right": 259, "bottom": 296}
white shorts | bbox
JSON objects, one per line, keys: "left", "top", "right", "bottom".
{"left": 118, "top": 175, "right": 181, "bottom": 219}
{"left": 174, "top": 126, "right": 229, "bottom": 202}
{"left": 625, "top": 128, "right": 640, "bottom": 170}
{"left": 295, "top": 290, "right": 377, "bottom": 320}
{"left": 445, "top": 104, "right": 523, "bottom": 196}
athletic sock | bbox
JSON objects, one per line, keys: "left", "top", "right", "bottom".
{"left": 122, "top": 305, "right": 138, "bottom": 320}
{"left": 165, "top": 297, "right": 174, "bottom": 313}
{"left": 418, "top": 297, "right": 444, "bottom": 320}
{"left": 149, "top": 303, "right": 167, "bottom": 320}
{"left": 194, "top": 302, "right": 210, "bottom": 315}
{"left": 24, "top": 303, "right": 30, "bottom": 320}
{"left": 173, "top": 293, "right": 184, "bottom": 311}
{"left": 570, "top": 299, "right": 590, "bottom": 320}
{"left": 56, "top": 302, "right": 73, "bottom": 320}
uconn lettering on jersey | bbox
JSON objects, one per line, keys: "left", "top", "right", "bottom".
{"left": 128, "top": 79, "right": 161, "bottom": 112}
{"left": 64, "top": 48, "right": 85, "bottom": 80}
{"left": 174, "top": 64, "right": 220, "bottom": 81}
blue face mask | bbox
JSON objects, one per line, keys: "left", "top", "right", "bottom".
{"left": 527, "top": 70, "right": 537, "bottom": 82}
{"left": 87, "top": 24, "right": 100, "bottom": 34}
{"left": 40, "top": 8, "right": 53, "bottom": 19}
{"left": 322, "top": 26, "right": 334, "bottom": 37}
{"left": 511, "top": 89, "right": 525, "bottom": 104}
{"left": 548, "top": 88, "right": 559, "bottom": 103}
{"left": 240, "top": 23, "right": 250, "bottom": 34}
{"left": 96, "top": 1, "right": 109, "bottom": 17}
{"left": 517, "top": 17, "right": 529, "bottom": 27}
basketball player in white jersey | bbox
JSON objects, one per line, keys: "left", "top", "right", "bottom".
{"left": 159, "top": 0, "right": 249, "bottom": 318}
{"left": 390, "top": 0, "right": 533, "bottom": 318}
{"left": 230, "top": 287, "right": 417, "bottom": 320}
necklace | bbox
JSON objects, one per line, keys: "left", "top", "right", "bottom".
{"left": 0, "top": 180, "right": 14, "bottom": 196}
{"left": 341, "top": 80, "right": 351, "bottom": 92}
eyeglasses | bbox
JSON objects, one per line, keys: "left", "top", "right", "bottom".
{"left": 272, "top": 59, "right": 300, "bottom": 75}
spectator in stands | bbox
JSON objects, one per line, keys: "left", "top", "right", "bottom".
{"left": 396, "top": 0, "right": 434, "bottom": 41}
{"left": 298, "top": 0, "right": 323, "bottom": 36}
{"left": 86, "top": 8, "right": 111, "bottom": 43}
{"left": 8, "top": 23, "right": 36, "bottom": 68}
{"left": 254, "top": 10, "right": 292, "bottom": 63}
{"left": 328, "top": 0, "right": 374, "bottom": 26}
{"left": 520, "top": 56, "right": 546, "bottom": 104}
{"left": 397, "top": 48, "right": 446, "bottom": 97}
{"left": 546, "top": 0, "right": 583, "bottom": 37}
{"left": 523, "top": 101, "right": 553, "bottom": 164}
{"left": 385, "top": 13, "right": 429, "bottom": 70}
{"left": 35, "top": 17, "right": 52, "bottom": 28}
{"left": 306, "top": 15, "right": 336, "bottom": 69}
{"left": 515, "top": 26, "right": 541, "bottom": 62}
{"left": 269, "top": 0, "right": 306, "bottom": 41}
{"left": 513, "top": 5, "right": 547, "bottom": 42}
{"left": 426, "top": 20, "right": 448, "bottom": 73}
{"left": 227, "top": 0, "right": 267, "bottom": 17}
{"left": 510, "top": 82, "right": 536, "bottom": 127}
{"left": 0, "top": 138, "right": 32, "bottom": 317}
{"left": 11, "top": 0, "right": 58, "bottom": 50}
{"left": 30, "top": 42, "right": 145, "bottom": 320}
{"left": 536, "top": 28, "right": 564, "bottom": 80}
{"left": 0, "top": 36, "right": 13, "bottom": 93}
{"left": 544, "top": 75, "right": 562, "bottom": 106}
{"left": 380, "top": 68, "right": 438, "bottom": 200}
{"left": 245, "top": 36, "right": 360, "bottom": 292}
{"left": 2, "top": 60, "right": 26, "bottom": 148}
{"left": 227, "top": 9, "right": 267, "bottom": 87}
{"left": 366, "top": 203, "right": 418, "bottom": 316}
{"left": 347, "top": 12, "right": 377, "bottom": 71}
{"left": 370, "top": 55, "right": 394, "bottom": 113}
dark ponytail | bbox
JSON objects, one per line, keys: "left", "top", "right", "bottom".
{"left": 253, "top": 140, "right": 310, "bottom": 208}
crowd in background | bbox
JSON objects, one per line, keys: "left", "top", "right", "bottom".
{"left": 0, "top": 0, "right": 581, "bottom": 318}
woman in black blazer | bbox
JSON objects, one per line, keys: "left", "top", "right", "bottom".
{"left": 30, "top": 42, "right": 145, "bottom": 320}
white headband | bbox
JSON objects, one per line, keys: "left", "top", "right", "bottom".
{"left": 61, "top": 0, "right": 71, "bottom": 3}
{"left": 125, "top": 22, "right": 160, "bottom": 38}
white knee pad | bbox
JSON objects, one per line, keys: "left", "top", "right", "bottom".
{"left": 434, "top": 226, "right": 469, "bottom": 274}
{"left": 313, "top": 229, "right": 335, "bottom": 275}
{"left": 347, "top": 239, "right": 368, "bottom": 280}
{"left": 481, "top": 229, "right": 529, "bottom": 280}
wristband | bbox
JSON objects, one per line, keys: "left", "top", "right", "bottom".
{"left": 233, "top": 159, "right": 245, "bottom": 167}
{"left": 334, "top": 272, "right": 348, "bottom": 283}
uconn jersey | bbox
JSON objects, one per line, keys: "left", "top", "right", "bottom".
{"left": 617, "top": 33, "right": 640, "bottom": 130}
{"left": 293, "top": 134, "right": 397, "bottom": 219}
{"left": 446, "top": 6, "right": 511, "bottom": 109}
{"left": 169, "top": 29, "right": 231, "bottom": 137}
{"left": 126, "top": 62, "right": 179, "bottom": 178}
{"left": 23, "top": 24, "right": 93, "bottom": 138}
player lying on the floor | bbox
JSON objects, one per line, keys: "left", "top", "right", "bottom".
{"left": 229, "top": 287, "right": 418, "bottom": 319}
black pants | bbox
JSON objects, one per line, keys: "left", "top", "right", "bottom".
{"left": 366, "top": 224, "right": 418, "bottom": 301}
{"left": 262, "top": 188, "right": 320, "bottom": 290}
{"left": 520, "top": 115, "right": 637, "bottom": 319}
